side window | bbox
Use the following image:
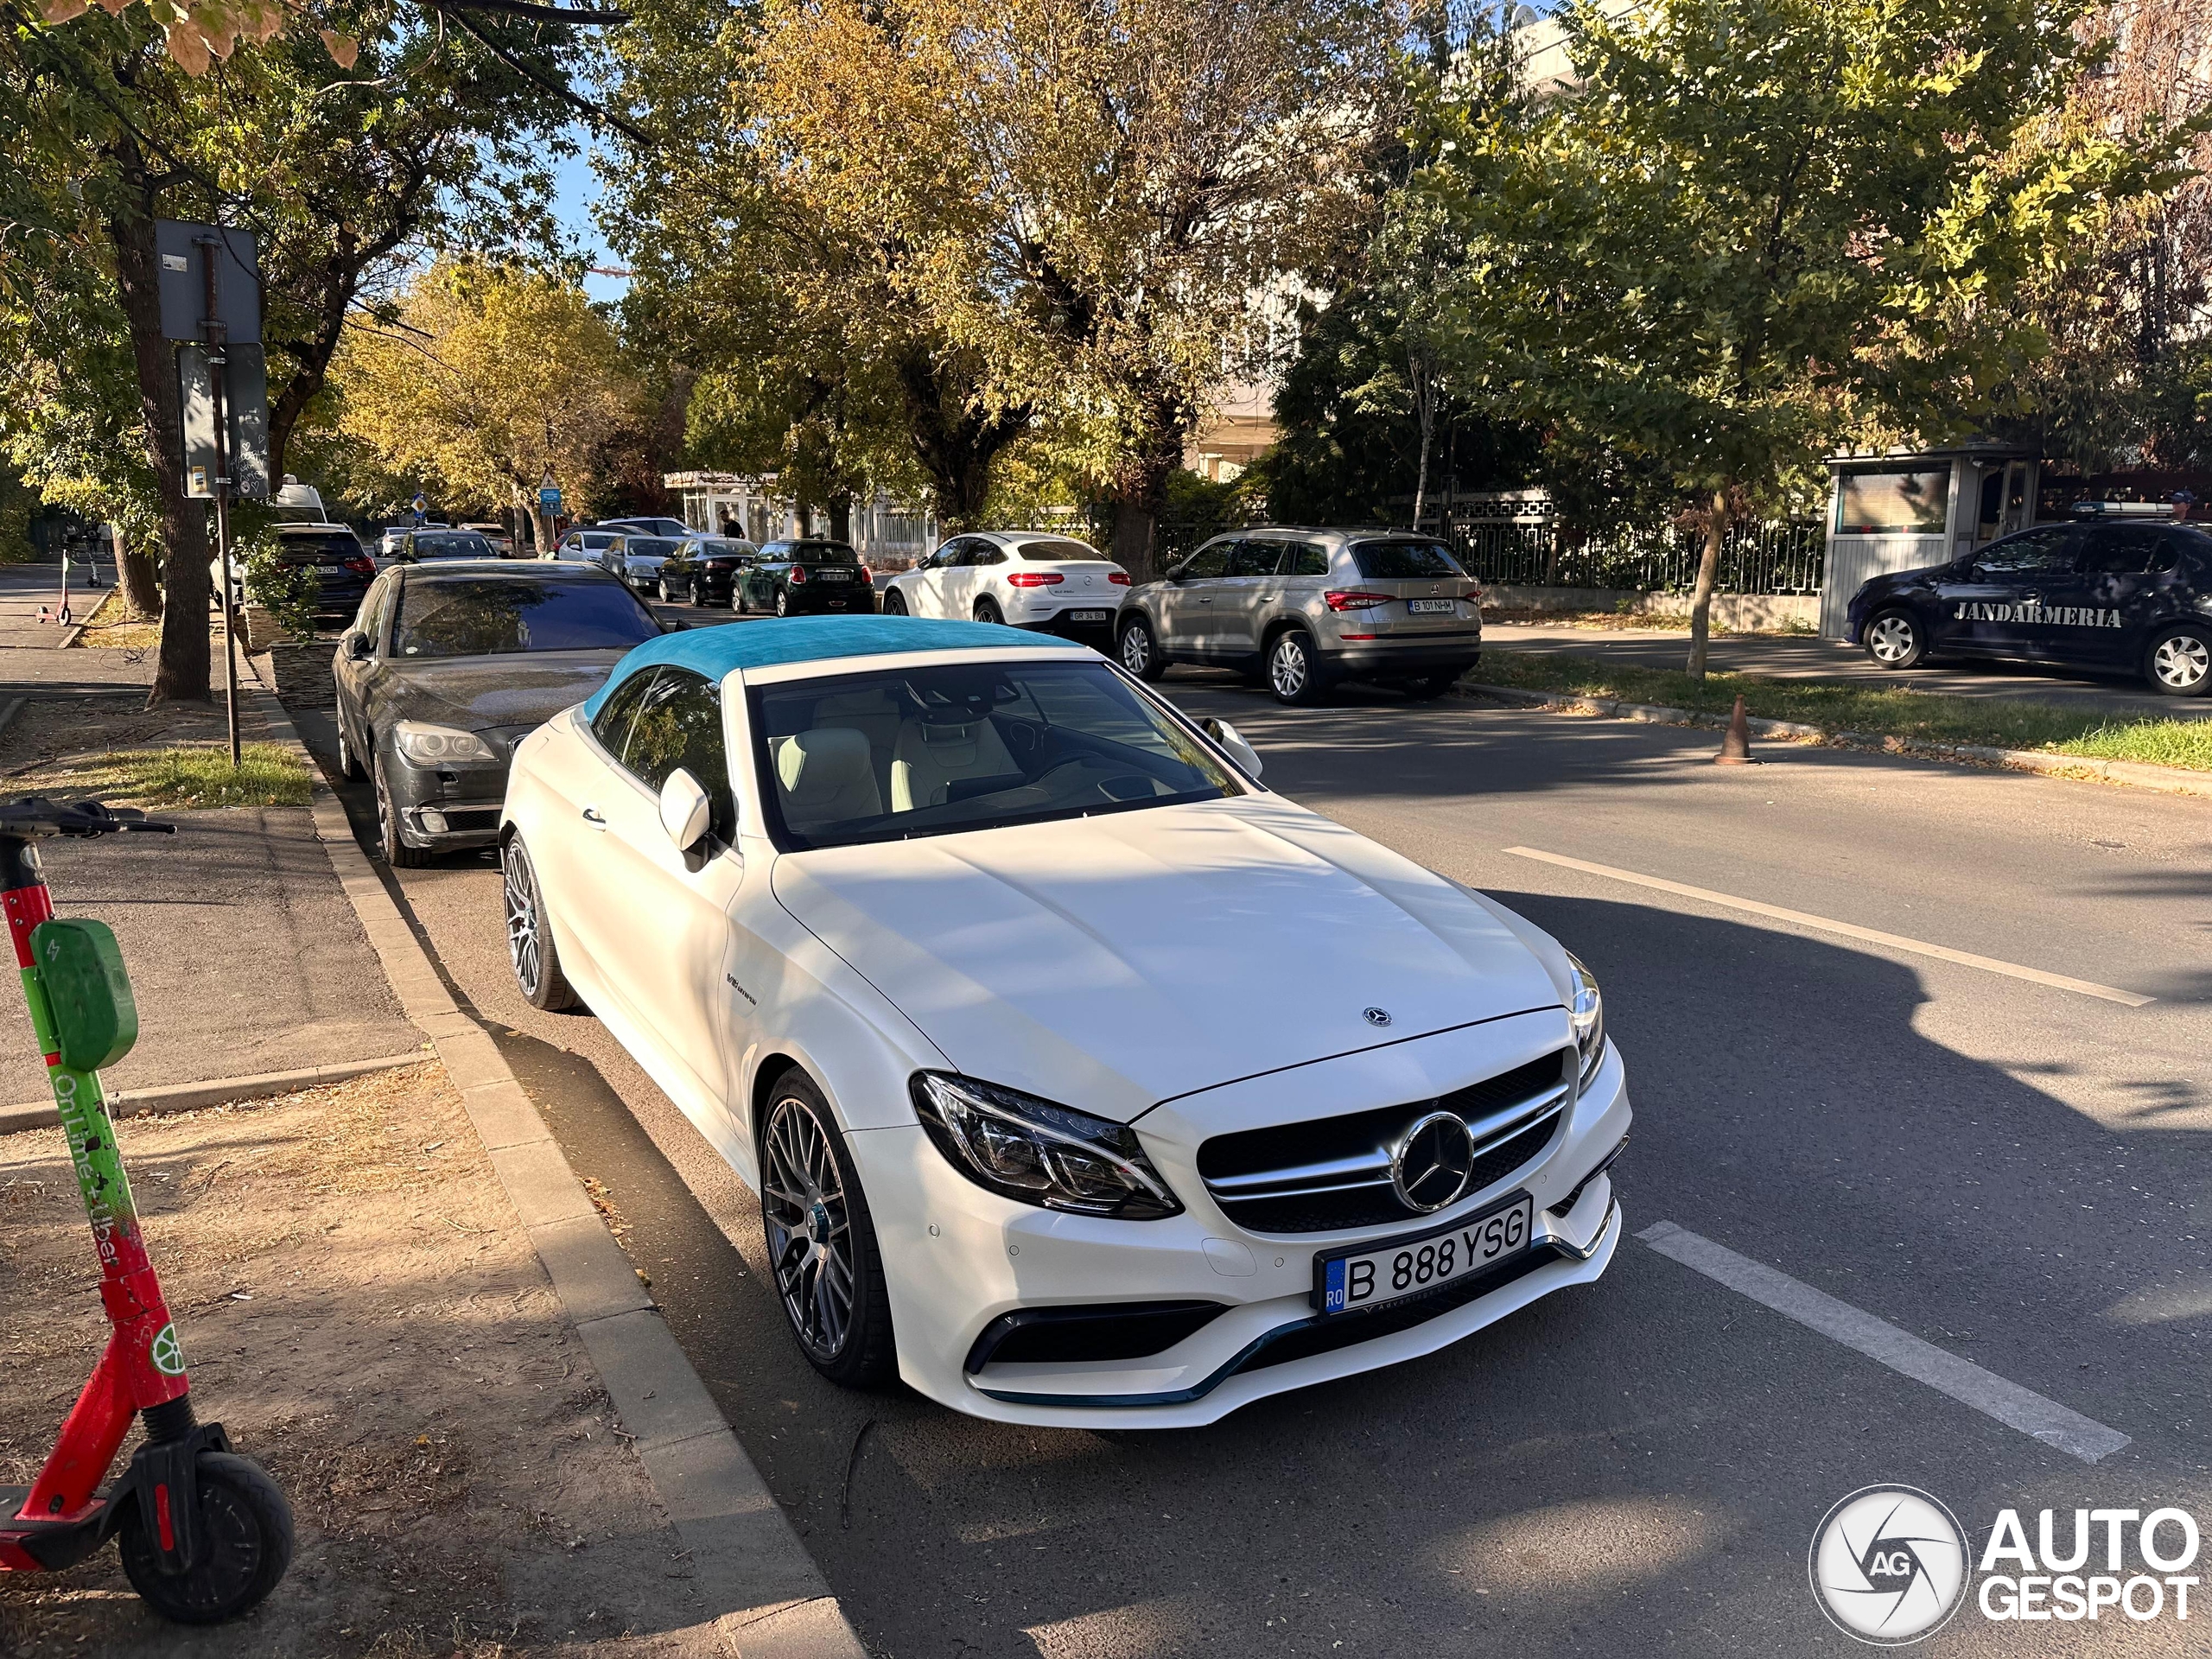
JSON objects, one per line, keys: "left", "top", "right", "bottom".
{"left": 970, "top": 544, "right": 1007, "bottom": 567}
{"left": 620, "top": 669, "right": 735, "bottom": 841}
{"left": 1177, "top": 541, "right": 1235, "bottom": 580}
{"left": 1284, "top": 543, "right": 1330, "bottom": 577}
{"left": 356, "top": 575, "right": 395, "bottom": 647}
{"left": 1228, "top": 542, "right": 1283, "bottom": 577}
{"left": 2085, "top": 524, "right": 2179, "bottom": 575}
{"left": 592, "top": 669, "right": 659, "bottom": 760}
{"left": 1970, "top": 528, "right": 2077, "bottom": 581}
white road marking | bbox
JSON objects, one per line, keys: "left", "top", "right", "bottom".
{"left": 1501, "top": 845, "right": 2153, "bottom": 1007}
{"left": 1638, "top": 1221, "right": 2131, "bottom": 1465}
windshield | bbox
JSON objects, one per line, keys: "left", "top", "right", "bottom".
{"left": 622, "top": 537, "right": 678, "bottom": 558}
{"left": 1351, "top": 538, "right": 1466, "bottom": 580}
{"left": 411, "top": 533, "right": 494, "bottom": 560}
{"left": 753, "top": 660, "right": 1242, "bottom": 850}
{"left": 391, "top": 575, "right": 662, "bottom": 659}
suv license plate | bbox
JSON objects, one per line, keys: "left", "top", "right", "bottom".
{"left": 1407, "top": 598, "right": 1456, "bottom": 614}
{"left": 1314, "top": 1193, "right": 1535, "bottom": 1316}
{"left": 1066, "top": 609, "right": 1110, "bottom": 623}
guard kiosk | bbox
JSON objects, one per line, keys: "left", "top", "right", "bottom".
{"left": 1818, "top": 442, "right": 2040, "bottom": 639}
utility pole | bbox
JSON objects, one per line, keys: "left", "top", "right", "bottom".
{"left": 199, "top": 235, "right": 242, "bottom": 770}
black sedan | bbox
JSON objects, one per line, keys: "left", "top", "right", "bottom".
{"left": 331, "top": 561, "right": 663, "bottom": 866}
{"left": 734, "top": 537, "right": 874, "bottom": 616}
{"left": 1847, "top": 518, "right": 2212, "bottom": 696}
{"left": 656, "top": 536, "right": 758, "bottom": 606}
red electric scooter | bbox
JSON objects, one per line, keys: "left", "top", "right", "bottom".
{"left": 0, "top": 798, "right": 294, "bottom": 1622}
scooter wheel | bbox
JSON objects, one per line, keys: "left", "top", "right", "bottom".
{"left": 118, "top": 1452, "right": 294, "bottom": 1624}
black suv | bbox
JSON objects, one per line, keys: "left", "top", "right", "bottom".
{"left": 658, "top": 536, "right": 758, "bottom": 607}
{"left": 735, "top": 539, "right": 874, "bottom": 616}
{"left": 1847, "top": 518, "right": 2212, "bottom": 696}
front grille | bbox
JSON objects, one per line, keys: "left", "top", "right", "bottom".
{"left": 965, "top": 1301, "right": 1225, "bottom": 1373}
{"left": 1196, "top": 1050, "right": 1571, "bottom": 1234}
{"left": 1232, "top": 1244, "right": 1560, "bottom": 1376}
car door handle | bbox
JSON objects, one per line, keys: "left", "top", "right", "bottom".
{"left": 581, "top": 805, "right": 607, "bottom": 828}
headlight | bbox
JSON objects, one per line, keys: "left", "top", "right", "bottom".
{"left": 911, "top": 1073, "right": 1183, "bottom": 1220}
{"left": 393, "top": 721, "right": 499, "bottom": 766}
{"left": 1565, "top": 951, "right": 1604, "bottom": 1088}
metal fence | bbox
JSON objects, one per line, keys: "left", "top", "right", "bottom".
{"left": 1452, "top": 519, "right": 1826, "bottom": 595}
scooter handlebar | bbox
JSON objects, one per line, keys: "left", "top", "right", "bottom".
{"left": 0, "top": 797, "right": 179, "bottom": 841}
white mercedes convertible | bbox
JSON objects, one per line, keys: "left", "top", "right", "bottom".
{"left": 498, "top": 617, "right": 1630, "bottom": 1426}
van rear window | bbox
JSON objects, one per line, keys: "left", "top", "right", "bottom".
{"left": 1350, "top": 539, "right": 1465, "bottom": 580}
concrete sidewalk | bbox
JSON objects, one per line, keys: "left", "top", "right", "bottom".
{"left": 1487, "top": 620, "right": 2212, "bottom": 721}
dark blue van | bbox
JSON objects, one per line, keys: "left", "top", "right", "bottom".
{"left": 1846, "top": 518, "right": 2212, "bottom": 696}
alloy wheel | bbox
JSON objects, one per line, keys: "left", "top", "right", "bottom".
{"left": 1270, "top": 635, "right": 1308, "bottom": 699}
{"left": 2152, "top": 633, "right": 2209, "bottom": 691}
{"left": 503, "top": 842, "right": 545, "bottom": 998}
{"left": 761, "top": 1094, "right": 855, "bottom": 1363}
{"left": 1121, "top": 625, "right": 1149, "bottom": 675}
{"left": 1867, "top": 615, "right": 1916, "bottom": 664}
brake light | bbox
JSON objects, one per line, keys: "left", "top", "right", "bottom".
{"left": 1108, "top": 570, "right": 1132, "bottom": 586}
{"left": 788, "top": 566, "right": 806, "bottom": 583}
{"left": 1324, "top": 589, "right": 1391, "bottom": 611}
{"left": 1007, "top": 571, "right": 1065, "bottom": 587}
{"left": 343, "top": 556, "right": 374, "bottom": 575}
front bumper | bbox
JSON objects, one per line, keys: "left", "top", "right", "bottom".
{"left": 387, "top": 753, "right": 508, "bottom": 849}
{"left": 855, "top": 1018, "right": 1630, "bottom": 1427}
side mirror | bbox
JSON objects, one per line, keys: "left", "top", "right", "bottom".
{"left": 659, "top": 766, "right": 712, "bottom": 852}
{"left": 343, "top": 631, "right": 372, "bottom": 661}
{"left": 1202, "top": 716, "right": 1262, "bottom": 780}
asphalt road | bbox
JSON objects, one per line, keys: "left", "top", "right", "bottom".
{"left": 287, "top": 629, "right": 2212, "bottom": 1658}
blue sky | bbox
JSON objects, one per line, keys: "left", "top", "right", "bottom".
{"left": 552, "top": 131, "right": 630, "bottom": 305}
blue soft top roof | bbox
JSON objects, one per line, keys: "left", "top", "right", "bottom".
{"left": 582, "top": 617, "right": 1086, "bottom": 719}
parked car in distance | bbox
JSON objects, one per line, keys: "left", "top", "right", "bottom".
{"left": 605, "top": 534, "right": 683, "bottom": 594}
{"left": 735, "top": 538, "right": 875, "bottom": 616}
{"left": 331, "top": 561, "right": 664, "bottom": 867}
{"left": 881, "top": 531, "right": 1128, "bottom": 642}
{"left": 1116, "top": 528, "right": 1484, "bottom": 705}
{"left": 215, "top": 523, "right": 377, "bottom": 620}
{"left": 598, "top": 516, "right": 691, "bottom": 539}
{"left": 459, "top": 521, "right": 516, "bottom": 557}
{"left": 497, "top": 616, "right": 1627, "bottom": 1425}
{"left": 390, "top": 528, "right": 499, "bottom": 564}
{"left": 550, "top": 529, "right": 620, "bottom": 568}
{"left": 657, "top": 536, "right": 759, "bottom": 607}
{"left": 1847, "top": 518, "right": 2212, "bottom": 696}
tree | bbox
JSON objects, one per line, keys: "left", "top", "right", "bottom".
{"left": 741, "top": 0, "right": 1395, "bottom": 578}
{"left": 333, "top": 258, "right": 640, "bottom": 552}
{"left": 1425, "top": 0, "right": 2182, "bottom": 678}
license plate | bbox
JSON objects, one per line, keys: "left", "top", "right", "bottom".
{"left": 1313, "top": 1193, "right": 1535, "bottom": 1316}
{"left": 1066, "top": 609, "right": 1110, "bottom": 623}
{"left": 812, "top": 569, "right": 853, "bottom": 581}
{"left": 1407, "top": 598, "right": 1456, "bottom": 614}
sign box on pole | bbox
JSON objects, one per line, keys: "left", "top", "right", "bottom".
{"left": 178, "top": 344, "right": 270, "bottom": 500}
{"left": 155, "top": 221, "right": 260, "bottom": 344}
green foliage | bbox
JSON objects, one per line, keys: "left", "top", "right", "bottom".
{"left": 240, "top": 528, "right": 316, "bottom": 642}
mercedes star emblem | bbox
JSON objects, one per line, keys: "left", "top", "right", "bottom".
{"left": 1363, "top": 1007, "right": 1391, "bottom": 1027}
{"left": 1390, "top": 1112, "right": 1478, "bottom": 1213}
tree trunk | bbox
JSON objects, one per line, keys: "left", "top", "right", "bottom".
{"left": 828, "top": 493, "right": 853, "bottom": 543}
{"left": 1110, "top": 493, "right": 1160, "bottom": 583}
{"left": 1409, "top": 347, "right": 1435, "bottom": 532}
{"left": 894, "top": 342, "right": 1030, "bottom": 532}
{"left": 533, "top": 505, "right": 556, "bottom": 562}
{"left": 118, "top": 528, "right": 161, "bottom": 617}
{"left": 1686, "top": 486, "right": 1730, "bottom": 683}
{"left": 1108, "top": 397, "right": 1191, "bottom": 583}
{"left": 105, "top": 156, "right": 212, "bottom": 706}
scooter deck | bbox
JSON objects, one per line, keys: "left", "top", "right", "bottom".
{"left": 0, "top": 1484, "right": 117, "bottom": 1572}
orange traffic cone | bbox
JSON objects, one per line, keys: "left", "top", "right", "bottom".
{"left": 1714, "top": 694, "right": 1754, "bottom": 765}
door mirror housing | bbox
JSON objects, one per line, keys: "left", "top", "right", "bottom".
{"left": 658, "top": 766, "right": 713, "bottom": 852}
{"left": 1201, "top": 716, "right": 1262, "bottom": 780}
{"left": 342, "top": 631, "right": 372, "bottom": 661}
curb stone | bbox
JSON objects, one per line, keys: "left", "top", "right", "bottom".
{"left": 241, "top": 676, "right": 869, "bottom": 1659}
{"left": 0, "top": 1052, "right": 429, "bottom": 1137}
{"left": 1459, "top": 682, "right": 2212, "bottom": 799}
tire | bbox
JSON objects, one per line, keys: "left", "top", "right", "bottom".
{"left": 974, "top": 597, "right": 1004, "bottom": 626}
{"left": 734, "top": 580, "right": 751, "bottom": 615}
{"left": 117, "top": 1452, "right": 294, "bottom": 1625}
{"left": 335, "top": 721, "right": 361, "bottom": 781}
{"left": 759, "top": 1068, "right": 896, "bottom": 1388}
{"left": 1404, "top": 672, "right": 1459, "bottom": 700}
{"left": 1863, "top": 608, "right": 1926, "bottom": 670}
{"left": 372, "top": 753, "right": 433, "bottom": 868}
{"left": 775, "top": 588, "right": 791, "bottom": 618}
{"left": 1267, "top": 629, "right": 1330, "bottom": 705}
{"left": 883, "top": 588, "right": 908, "bottom": 616}
{"left": 1118, "top": 616, "right": 1166, "bottom": 681}
{"left": 502, "top": 835, "right": 579, "bottom": 1011}
{"left": 2145, "top": 625, "right": 2212, "bottom": 697}
{"left": 657, "top": 576, "right": 676, "bottom": 603}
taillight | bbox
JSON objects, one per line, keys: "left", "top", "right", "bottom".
{"left": 788, "top": 566, "right": 806, "bottom": 583}
{"left": 1007, "top": 571, "right": 1065, "bottom": 587}
{"left": 1108, "top": 570, "right": 1132, "bottom": 586}
{"left": 343, "top": 556, "right": 374, "bottom": 575}
{"left": 1324, "top": 589, "right": 1391, "bottom": 611}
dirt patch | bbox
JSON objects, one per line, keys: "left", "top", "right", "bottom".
{"left": 0, "top": 1064, "right": 721, "bottom": 1657}
{"left": 0, "top": 693, "right": 308, "bottom": 808}
{"left": 70, "top": 589, "right": 161, "bottom": 653}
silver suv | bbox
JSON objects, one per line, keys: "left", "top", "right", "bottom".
{"left": 1115, "top": 528, "right": 1483, "bottom": 703}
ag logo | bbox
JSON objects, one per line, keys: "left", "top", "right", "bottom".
{"left": 1809, "top": 1484, "right": 1967, "bottom": 1645}
{"left": 148, "top": 1321, "right": 187, "bottom": 1377}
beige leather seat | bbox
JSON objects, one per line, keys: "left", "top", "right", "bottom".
{"left": 772, "top": 728, "right": 883, "bottom": 830}
{"left": 891, "top": 717, "right": 1019, "bottom": 812}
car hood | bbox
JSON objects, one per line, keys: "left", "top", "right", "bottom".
{"left": 377, "top": 650, "right": 628, "bottom": 754}
{"left": 769, "top": 796, "right": 1563, "bottom": 1123}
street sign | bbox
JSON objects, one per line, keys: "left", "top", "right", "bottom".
{"left": 539, "top": 485, "right": 562, "bottom": 512}
{"left": 155, "top": 221, "right": 260, "bottom": 344}
{"left": 178, "top": 344, "right": 270, "bottom": 500}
